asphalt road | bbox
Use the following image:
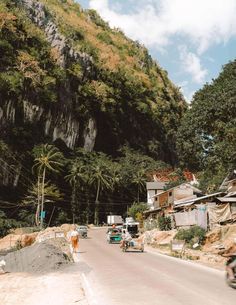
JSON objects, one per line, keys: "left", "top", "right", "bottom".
{"left": 75, "top": 227, "right": 235, "bottom": 305}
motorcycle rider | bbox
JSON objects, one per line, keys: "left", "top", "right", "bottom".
{"left": 222, "top": 238, "right": 236, "bottom": 281}
{"left": 120, "top": 229, "right": 132, "bottom": 248}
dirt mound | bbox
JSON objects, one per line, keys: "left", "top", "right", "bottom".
{"left": 142, "top": 229, "right": 177, "bottom": 245}
{"left": 202, "top": 224, "right": 236, "bottom": 253}
{"left": 60, "top": 224, "right": 74, "bottom": 234}
{"left": 0, "top": 232, "right": 38, "bottom": 254}
{"left": 36, "top": 227, "right": 65, "bottom": 243}
{"left": 10, "top": 227, "right": 39, "bottom": 235}
{"left": 1, "top": 238, "right": 72, "bottom": 273}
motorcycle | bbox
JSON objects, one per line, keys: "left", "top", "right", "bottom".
{"left": 121, "top": 239, "right": 144, "bottom": 252}
{"left": 225, "top": 255, "right": 236, "bottom": 289}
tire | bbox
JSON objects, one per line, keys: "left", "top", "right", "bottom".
{"left": 226, "top": 273, "right": 236, "bottom": 289}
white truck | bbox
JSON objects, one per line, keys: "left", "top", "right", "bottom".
{"left": 107, "top": 215, "right": 123, "bottom": 225}
{"left": 123, "top": 218, "right": 140, "bottom": 238}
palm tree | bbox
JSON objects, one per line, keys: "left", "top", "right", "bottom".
{"left": 132, "top": 169, "right": 147, "bottom": 203}
{"left": 33, "top": 144, "right": 64, "bottom": 228}
{"left": 65, "top": 159, "right": 87, "bottom": 223}
{"left": 22, "top": 181, "right": 63, "bottom": 225}
{"left": 88, "top": 153, "right": 114, "bottom": 225}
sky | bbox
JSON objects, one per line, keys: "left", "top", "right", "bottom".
{"left": 77, "top": 0, "right": 236, "bottom": 102}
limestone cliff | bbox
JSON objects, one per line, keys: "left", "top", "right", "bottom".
{"left": 0, "top": 0, "right": 186, "bottom": 186}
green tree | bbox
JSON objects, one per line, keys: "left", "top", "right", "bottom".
{"left": 177, "top": 60, "right": 236, "bottom": 180}
{"left": 118, "top": 146, "right": 166, "bottom": 202}
{"left": 65, "top": 158, "right": 87, "bottom": 223}
{"left": 131, "top": 169, "right": 147, "bottom": 203}
{"left": 32, "top": 144, "right": 64, "bottom": 228}
{"left": 88, "top": 152, "right": 115, "bottom": 225}
{"left": 128, "top": 202, "right": 147, "bottom": 221}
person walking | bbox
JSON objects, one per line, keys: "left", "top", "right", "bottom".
{"left": 70, "top": 225, "right": 79, "bottom": 253}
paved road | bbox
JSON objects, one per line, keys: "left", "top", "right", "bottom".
{"left": 75, "top": 228, "right": 235, "bottom": 305}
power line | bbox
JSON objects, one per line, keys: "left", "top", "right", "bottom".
{"left": 0, "top": 158, "right": 32, "bottom": 188}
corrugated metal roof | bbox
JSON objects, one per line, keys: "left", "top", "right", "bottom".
{"left": 143, "top": 207, "right": 161, "bottom": 214}
{"left": 224, "top": 191, "right": 236, "bottom": 197}
{"left": 146, "top": 181, "right": 166, "bottom": 190}
{"left": 174, "top": 192, "right": 224, "bottom": 207}
{"left": 216, "top": 197, "right": 236, "bottom": 203}
{"left": 151, "top": 183, "right": 202, "bottom": 198}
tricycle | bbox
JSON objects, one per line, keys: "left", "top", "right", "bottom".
{"left": 121, "top": 239, "right": 144, "bottom": 252}
{"left": 107, "top": 228, "right": 122, "bottom": 244}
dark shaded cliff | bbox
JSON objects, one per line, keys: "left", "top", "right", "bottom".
{"left": 0, "top": 0, "right": 186, "bottom": 187}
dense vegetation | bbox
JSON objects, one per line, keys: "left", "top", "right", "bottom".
{"left": 177, "top": 60, "right": 236, "bottom": 192}
{"left": 0, "top": 0, "right": 235, "bottom": 231}
{"left": 0, "top": 0, "right": 187, "bottom": 229}
{"left": 175, "top": 226, "right": 206, "bottom": 247}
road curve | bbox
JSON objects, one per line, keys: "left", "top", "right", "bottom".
{"left": 75, "top": 227, "right": 235, "bottom": 305}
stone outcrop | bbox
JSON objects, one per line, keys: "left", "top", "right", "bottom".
{"left": 0, "top": 0, "right": 97, "bottom": 153}
{"left": 21, "top": 0, "right": 93, "bottom": 70}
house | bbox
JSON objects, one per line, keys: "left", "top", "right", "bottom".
{"left": 144, "top": 183, "right": 203, "bottom": 226}
{"left": 173, "top": 171, "right": 236, "bottom": 229}
{"left": 146, "top": 169, "right": 199, "bottom": 211}
{"left": 146, "top": 181, "right": 166, "bottom": 210}
{"left": 173, "top": 192, "right": 224, "bottom": 230}
{"left": 152, "top": 183, "right": 203, "bottom": 211}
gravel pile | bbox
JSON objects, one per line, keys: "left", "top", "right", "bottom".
{"left": 0, "top": 238, "right": 72, "bottom": 273}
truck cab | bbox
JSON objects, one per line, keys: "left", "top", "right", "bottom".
{"left": 123, "top": 221, "right": 139, "bottom": 238}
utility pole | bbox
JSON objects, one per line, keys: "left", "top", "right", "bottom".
{"left": 36, "top": 176, "right": 41, "bottom": 227}
{"left": 48, "top": 205, "right": 55, "bottom": 227}
{"left": 40, "top": 167, "right": 46, "bottom": 230}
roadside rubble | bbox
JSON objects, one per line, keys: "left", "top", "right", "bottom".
{"left": 141, "top": 224, "right": 236, "bottom": 269}
{"left": 0, "top": 225, "right": 89, "bottom": 305}
{"left": 0, "top": 238, "right": 72, "bottom": 273}
{"left": 0, "top": 224, "right": 76, "bottom": 274}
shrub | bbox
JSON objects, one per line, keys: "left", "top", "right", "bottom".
{"left": 157, "top": 216, "right": 172, "bottom": 231}
{"left": 175, "top": 226, "right": 206, "bottom": 246}
{"left": 128, "top": 203, "right": 147, "bottom": 221}
{"left": 0, "top": 217, "right": 25, "bottom": 238}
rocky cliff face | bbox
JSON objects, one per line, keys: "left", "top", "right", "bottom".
{"left": 0, "top": 0, "right": 97, "bottom": 152}
{"left": 0, "top": 0, "right": 187, "bottom": 187}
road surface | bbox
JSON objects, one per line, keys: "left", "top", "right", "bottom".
{"left": 75, "top": 227, "right": 235, "bottom": 305}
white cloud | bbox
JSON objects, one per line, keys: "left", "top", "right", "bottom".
{"left": 179, "top": 46, "right": 208, "bottom": 84}
{"left": 177, "top": 81, "right": 194, "bottom": 102}
{"left": 88, "top": 0, "right": 235, "bottom": 93}
{"left": 88, "top": 0, "right": 236, "bottom": 53}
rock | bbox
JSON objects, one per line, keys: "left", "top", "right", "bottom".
{"left": 0, "top": 232, "right": 38, "bottom": 252}
{"left": 21, "top": 233, "right": 38, "bottom": 247}
{"left": 141, "top": 229, "right": 177, "bottom": 246}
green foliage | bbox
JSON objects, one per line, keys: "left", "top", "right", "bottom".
{"left": 163, "top": 168, "right": 187, "bottom": 190}
{"left": 97, "top": 31, "right": 113, "bottom": 45}
{"left": 0, "top": 0, "right": 187, "bottom": 227}
{"left": 22, "top": 181, "right": 63, "bottom": 206}
{"left": 157, "top": 216, "right": 172, "bottom": 231}
{"left": 177, "top": 60, "right": 236, "bottom": 176}
{"left": 0, "top": 211, "right": 25, "bottom": 237}
{"left": 0, "top": 71, "right": 23, "bottom": 95}
{"left": 128, "top": 203, "right": 147, "bottom": 220}
{"left": 175, "top": 226, "right": 206, "bottom": 246}
{"left": 32, "top": 144, "right": 64, "bottom": 174}
{"left": 87, "top": 9, "right": 110, "bottom": 30}
{"left": 197, "top": 165, "right": 227, "bottom": 193}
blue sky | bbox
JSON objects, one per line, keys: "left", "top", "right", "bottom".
{"left": 77, "top": 0, "right": 236, "bottom": 102}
